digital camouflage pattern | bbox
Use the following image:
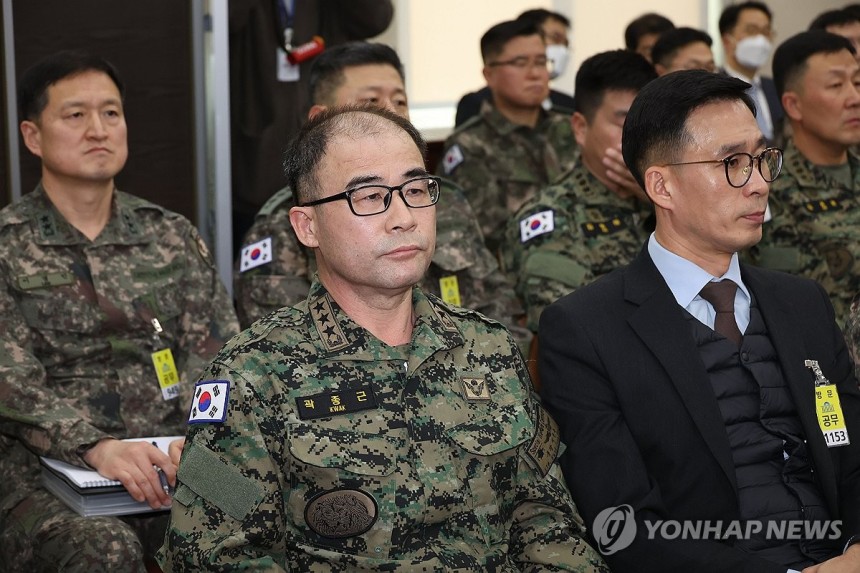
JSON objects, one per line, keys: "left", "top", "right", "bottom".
{"left": 846, "top": 297, "right": 860, "bottom": 382}
{"left": 0, "top": 185, "right": 239, "bottom": 570}
{"left": 437, "top": 101, "right": 577, "bottom": 255}
{"left": 502, "top": 164, "right": 653, "bottom": 332}
{"left": 234, "top": 178, "right": 530, "bottom": 348}
{"left": 159, "top": 279, "right": 608, "bottom": 572}
{"left": 747, "top": 139, "right": 860, "bottom": 323}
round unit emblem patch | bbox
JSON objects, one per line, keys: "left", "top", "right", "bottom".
{"left": 304, "top": 488, "right": 378, "bottom": 539}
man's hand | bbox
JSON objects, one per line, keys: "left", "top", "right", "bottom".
{"left": 168, "top": 437, "right": 185, "bottom": 467}
{"left": 802, "top": 543, "right": 860, "bottom": 572}
{"left": 602, "top": 145, "right": 649, "bottom": 203}
{"left": 82, "top": 439, "right": 176, "bottom": 509}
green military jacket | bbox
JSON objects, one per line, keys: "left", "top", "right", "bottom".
{"left": 749, "top": 138, "right": 860, "bottom": 322}
{"left": 438, "top": 100, "right": 577, "bottom": 255}
{"left": 502, "top": 164, "right": 653, "bottom": 331}
{"left": 159, "top": 279, "right": 607, "bottom": 572}
{"left": 234, "top": 179, "right": 528, "bottom": 347}
{"left": 0, "top": 185, "right": 238, "bottom": 510}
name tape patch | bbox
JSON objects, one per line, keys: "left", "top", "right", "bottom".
{"left": 296, "top": 386, "right": 378, "bottom": 420}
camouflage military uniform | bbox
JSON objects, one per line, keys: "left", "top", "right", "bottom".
{"left": 0, "top": 185, "right": 239, "bottom": 571}
{"left": 235, "top": 179, "right": 529, "bottom": 348}
{"left": 159, "top": 279, "right": 608, "bottom": 572}
{"left": 502, "top": 164, "right": 653, "bottom": 332}
{"left": 747, "top": 138, "right": 860, "bottom": 322}
{"left": 437, "top": 100, "right": 577, "bottom": 255}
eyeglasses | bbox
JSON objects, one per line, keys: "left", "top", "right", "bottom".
{"left": 300, "top": 176, "right": 441, "bottom": 216}
{"left": 487, "top": 56, "right": 551, "bottom": 72}
{"left": 663, "top": 147, "right": 783, "bottom": 188}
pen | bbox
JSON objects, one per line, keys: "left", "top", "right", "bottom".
{"left": 152, "top": 441, "right": 172, "bottom": 496}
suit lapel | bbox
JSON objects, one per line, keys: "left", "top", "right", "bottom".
{"left": 742, "top": 266, "right": 840, "bottom": 513}
{"left": 624, "top": 250, "right": 738, "bottom": 492}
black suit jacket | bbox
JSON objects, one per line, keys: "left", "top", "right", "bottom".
{"left": 539, "top": 247, "right": 860, "bottom": 573}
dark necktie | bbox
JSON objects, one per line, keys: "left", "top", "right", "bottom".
{"left": 699, "top": 280, "right": 742, "bottom": 345}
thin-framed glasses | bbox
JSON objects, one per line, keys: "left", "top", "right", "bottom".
{"left": 487, "top": 56, "right": 552, "bottom": 72}
{"left": 663, "top": 147, "right": 783, "bottom": 188}
{"left": 300, "top": 176, "right": 441, "bottom": 216}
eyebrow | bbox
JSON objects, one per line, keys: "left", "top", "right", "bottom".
{"left": 716, "top": 136, "right": 767, "bottom": 157}
{"left": 344, "top": 167, "right": 429, "bottom": 189}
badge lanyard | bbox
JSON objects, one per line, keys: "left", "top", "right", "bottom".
{"left": 276, "top": 0, "right": 296, "bottom": 51}
{"left": 150, "top": 318, "right": 181, "bottom": 401}
{"left": 805, "top": 359, "right": 851, "bottom": 447}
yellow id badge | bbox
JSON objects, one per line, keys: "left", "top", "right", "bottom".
{"left": 151, "top": 348, "right": 181, "bottom": 401}
{"left": 440, "top": 275, "right": 461, "bottom": 306}
{"left": 815, "top": 385, "right": 850, "bottom": 447}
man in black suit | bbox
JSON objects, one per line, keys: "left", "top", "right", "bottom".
{"left": 539, "top": 70, "right": 860, "bottom": 572}
{"left": 719, "top": 2, "right": 783, "bottom": 144}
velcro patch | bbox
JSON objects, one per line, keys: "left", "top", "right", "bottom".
{"left": 442, "top": 144, "right": 464, "bottom": 175}
{"left": 520, "top": 210, "right": 554, "bottom": 242}
{"left": 188, "top": 380, "right": 230, "bottom": 424}
{"left": 804, "top": 198, "right": 841, "bottom": 213}
{"left": 17, "top": 271, "right": 75, "bottom": 290}
{"left": 461, "top": 376, "right": 491, "bottom": 400}
{"left": 525, "top": 405, "right": 560, "bottom": 477}
{"left": 296, "top": 386, "right": 378, "bottom": 420}
{"left": 239, "top": 237, "right": 273, "bottom": 272}
{"left": 581, "top": 218, "right": 626, "bottom": 238}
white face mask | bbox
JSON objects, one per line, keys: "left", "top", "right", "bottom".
{"left": 546, "top": 44, "right": 571, "bottom": 79}
{"left": 734, "top": 34, "right": 772, "bottom": 70}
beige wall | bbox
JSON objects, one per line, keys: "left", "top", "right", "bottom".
{"left": 376, "top": 0, "right": 848, "bottom": 137}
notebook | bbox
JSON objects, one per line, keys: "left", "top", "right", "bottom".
{"left": 39, "top": 435, "right": 182, "bottom": 517}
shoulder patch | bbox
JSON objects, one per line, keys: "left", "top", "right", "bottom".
{"left": 188, "top": 380, "right": 231, "bottom": 424}
{"left": 520, "top": 210, "right": 554, "bottom": 242}
{"left": 581, "top": 218, "right": 626, "bottom": 238}
{"left": 804, "top": 198, "right": 842, "bottom": 213}
{"left": 524, "top": 404, "right": 560, "bottom": 478}
{"left": 239, "top": 237, "right": 273, "bottom": 272}
{"left": 442, "top": 144, "right": 464, "bottom": 175}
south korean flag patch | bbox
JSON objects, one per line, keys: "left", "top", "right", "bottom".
{"left": 188, "top": 380, "right": 230, "bottom": 424}
{"left": 520, "top": 210, "right": 554, "bottom": 242}
{"left": 239, "top": 237, "right": 273, "bottom": 272}
{"left": 442, "top": 144, "right": 464, "bottom": 175}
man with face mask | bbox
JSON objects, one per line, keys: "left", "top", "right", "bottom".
{"left": 719, "top": 1, "right": 784, "bottom": 144}
{"left": 454, "top": 9, "right": 576, "bottom": 127}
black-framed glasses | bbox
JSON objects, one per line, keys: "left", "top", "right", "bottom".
{"left": 487, "top": 56, "right": 551, "bottom": 72}
{"left": 300, "top": 176, "right": 441, "bottom": 216}
{"left": 663, "top": 147, "right": 783, "bottom": 188}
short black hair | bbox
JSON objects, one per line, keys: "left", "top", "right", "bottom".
{"left": 719, "top": 2, "right": 772, "bottom": 35}
{"left": 622, "top": 71, "right": 754, "bottom": 189}
{"left": 809, "top": 9, "right": 860, "bottom": 31}
{"left": 309, "top": 42, "right": 405, "bottom": 106}
{"left": 845, "top": 4, "right": 860, "bottom": 20}
{"left": 773, "top": 30, "right": 855, "bottom": 97}
{"left": 574, "top": 50, "right": 657, "bottom": 122}
{"left": 624, "top": 13, "right": 675, "bottom": 51}
{"left": 18, "top": 50, "right": 124, "bottom": 122}
{"left": 285, "top": 105, "right": 427, "bottom": 205}
{"left": 480, "top": 19, "right": 543, "bottom": 63}
{"left": 517, "top": 8, "right": 571, "bottom": 29}
{"left": 650, "top": 27, "right": 713, "bottom": 69}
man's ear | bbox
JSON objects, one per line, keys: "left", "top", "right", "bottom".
{"left": 307, "top": 104, "right": 328, "bottom": 121}
{"left": 571, "top": 112, "right": 588, "bottom": 147}
{"left": 20, "top": 121, "right": 43, "bottom": 157}
{"left": 289, "top": 206, "right": 320, "bottom": 248}
{"left": 781, "top": 91, "right": 801, "bottom": 123}
{"left": 644, "top": 166, "right": 672, "bottom": 210}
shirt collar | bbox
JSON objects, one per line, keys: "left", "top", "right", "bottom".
{"left": 723, "top": 63, "right": 761, "bottom": 86}
{"left": 648, "top": 233, "right": 750, "bottom": 307}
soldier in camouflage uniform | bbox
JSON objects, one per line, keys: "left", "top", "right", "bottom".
{"left": 748, "top": 32, "right": 860, "bottom": 323}
{"left": 437, "top": 19, "right": 577, "bottom": 256}
{"left": 0, "top": 52, "right": 238, "bottom": 571}
{"left": 160, "top": 107, "right": 607, "bottom": 571}
{"left": 502, "top": 51, "right": 657, "bottom": 332}
{"left": 235, "top": 42, "right": 529, "bottom": 350}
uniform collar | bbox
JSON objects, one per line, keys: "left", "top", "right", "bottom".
{"left": 781, "top": 137, "right": 860, "bottom": 190}
{"left": 479, "top": 99, "right": 550, "bottom": 137}
{"left": 26, "top": 184, "right": 153, "bottom": 246}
